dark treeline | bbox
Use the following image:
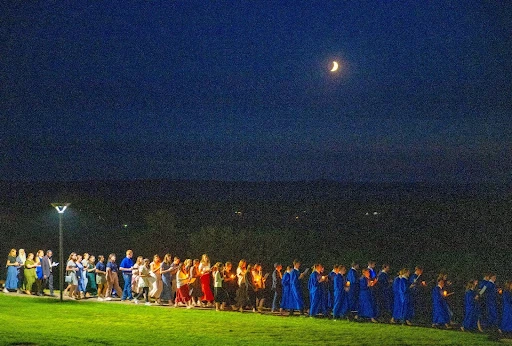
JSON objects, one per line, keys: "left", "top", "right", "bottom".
{"left": 1, "top": 180, "right": 511, "bottom": 299}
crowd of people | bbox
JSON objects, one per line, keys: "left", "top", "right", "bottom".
{"left": 4, "top": 248, "right": 512, "bottom": 335}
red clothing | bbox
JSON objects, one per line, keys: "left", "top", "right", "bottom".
{"left": 200, "top": 273, "right": 214, "bottom": 301}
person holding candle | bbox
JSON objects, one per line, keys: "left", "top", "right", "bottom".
{"left": 357, "top": 268, "right": 378, "bottom": 322}
{"left": 499, "top": 281, "right": 512, "bottom": 334}
{"left": 235, "top": 260, "right": 250, "bottom": 312}
{"left": 327, "top": 265, "right": 339, "bottom": 314}
{"left": 432, "top": 278, "right": 452, "bottom": 328}
{"left": 189, "top": 259, "right": 203, "bottom": 307}
{"left": 175, "top": 260, "right": 193, "bottom": 308}
{"left": 483, "top": 273, "right": 499, "bottom": 330}
{"left": 308, "top": 263, "right": 328, "bottom": 317}
{"left": 461, "top": 279, "right": 481, "bottom": 332}
{"left": 213, "top": 262, "right": 227, "bottom": 311}
{"left": 252, "top": 263, "right": 267, "bottom": 312}
{"left": 223, "top": 262, "right": 237, "bottom": 310}
{"left": 280, "top": 266, "right": 292, "bottom": 314}
{"left": 199, "top": 254, "right": 214, "bottom": 307}
{"left": 408, "top": 266, "right": 426, "bottom": 323}
{"left": 332, "top": 265, "right": 349, "bottom": 320}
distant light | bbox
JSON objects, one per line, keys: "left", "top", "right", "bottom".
{"left": 51, "top": 203, "right": 71, "bottom": 214}
{"left": 123, "top": 224, "right": 128, "bottom": 228}
{"left": 235, "top": 211, "right": 242, "bottom": 215}
{"left": 373, "top": 212, "right": 379, "bottom": 216}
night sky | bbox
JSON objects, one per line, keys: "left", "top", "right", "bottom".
{"left": 2, "top": 2, "right": 511, "bottom": 183}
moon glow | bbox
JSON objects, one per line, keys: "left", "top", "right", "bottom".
{"left": 330, "top": 61, "right": 339, "bottom": 72}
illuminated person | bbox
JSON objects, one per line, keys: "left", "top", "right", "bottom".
{"left": 213, "top": 262, "right": 227, "bottom": 311}
{"left": 357, "top": 268, "right": 378, "bottom": 322}
{"left": 327, "top": 265, "right": 340, "bottom": 313}
{"left": 95, "top": 255, "right": 107, "bottom": 300}
{"left": 160, "top": 254, "right": 173, "bottom": 304}
{"left": 131, "top": 256, "right": 143, "bottom": 297}
{"left": 308, "top": 264, "right": 328, "bottom": 317}
{"left": 199, "top": 254, "right": 214, "bottom": 306}
{"left": 271, "top": 263, "right": 283, "bottom": 313}
{"left": 76, "top": 254, "right": 86, "bottom": 299}
{"left": 66, "top": 252, "right": 79, "bottom": 299}
{"left": 23, "top": 252, "right": 37, "bottom": 295}
{"left": 4, "top": 249, "right": 19, "bottom": 292}
{"left": 367, "top": 261, "right": 377, "bottom": 280}
{"left": 347, "top": 262, "right": 360, "bottom": 314}
{"left": 34, "top": 250, "right": 44, "bottom": 295}
{"left": 119, "top": 250, "right": 134, "bottom": 301}
{"left": 223, "top": 262, "right": 238, "bottom": 310}
{"left": 134, "top": 258, "right": 151, "bottom": 305}
{"left": 86, "top": 255, "right": 97, "bottom": 297}
{"left": 41, "top": 250, "right": 55, "bottom": 296}
{"left": 252, "top": 263, "right": 266, "bottom": 312}
{"left": 287, "top": 260, "right": 309, "bottom": 316}
{"left": 16, "top": 249, "right": 26, "bottom": 293}
{"left": 149, "top": 254, "right": 162, "bottom": 304}
{"left": 332, "top": 265, "right": 349, "bottom": 319}
{"left": 461, "top": 279, "right": 481, "bottom": 332}
{"left": 105, "top": 253, "right": 123, "bottom": 301}
{"left": 500, "top": 281, "right": 512, "bottom": 334}
{"left": 189, "top": 259, "right": 203, "bottom": 307}
{"left": 432, "top": 278, "right": 451, "bottom": 328}
{"left": 175, "top": 260, "right": 193, "bottom": 308}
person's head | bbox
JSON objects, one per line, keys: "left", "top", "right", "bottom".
{"left": 9, "top": 249, "right": 16, "bottom": 257}
{"left": 184, "top": 259, "right": 192, "bottom": 268}
{"left": 108, "top": 253, "right": 116, "bottom": 262}
{"left": 143, "top": 258, "right": 150, "bottom": 267}
{"left": 274, "top": 263, "right": 282, "bottom": 271}
{"left": 173, "top": 256, "right": 180, "bottom": 264}
{"left": 254, "top": 263, "right": 262, "bottom": 272}
{"left": 238, "top": 259, "right": 246, "bottom": 269}
{"left": 163, "top": 253, "right": 172, "bottom": 264}
{"left": 68, "top": 252, "right": 77, "bottom": 261}
{"left": 381, "top": 264, "right": 390, "bottom": 273}
{"left": 339, "top": 265, "right": 347, "bottom": 275}
{"left": 46, "top": 250, "right": 53, "bottom": 257}
{"left": 465, "top": 279, "right": 478, "bottom": 291}
{"left": 247, "top": 264, "right": 253, "bottom": 273}
{"left": 89, "top": 255, "right": 95, "bottom": 264}
{"left": 19, "top": 249, "right": 25, "bottom": 256}
{"left": 193, "top": 259, "right": 200, "bottom": 267}
{"left": 201, "top": 254, "right": 210, "bottom": 265}
{"left": 135, "top": 256, "right": 144, "bottom": 265}
{"left": 437, "top": 278, "right": 445, "bottom": 288}
{"left": 215, "top": 262, "right": 224, "bottom": 272}
{"left": 293, "top": 259, "right": 301, "bottom": 269}
{"left": 362, "top": 268, "right": 370, "bottom": 278}
{"left": 98, "top": 255, "right": 105, "bottom": 263}
{"left": 77, "top": 254, "right": 82, "bottom": 262}
{"left": 37, "top": 250, "right": 44, "bottom": 257}
{"left": 286, "top": 266, "right": 292, "bottom": 273}
{"left": 27, "top": 252, "right": 34, "bottom": 261}
{"left": 415, "top": 266, "right": 423, "bottom": 275}
{"left": 490, "top": 273, "right": 497, "bottom": 282}
{"left": 225, "top": 262, "right": 232, "bottom": 271}
{"left": 351, "top": 262, "right": 359, "bottom": 270}
{"left": 126, "top": 250, "right": 133, "bottom": 258}
{"left": 83, "top": 253, "right": 89, "bottom": 260}
{"left": 368, "top": 261, "right": 376, "bottom": 269}
{"left": 505, "top": 281, "right": 512, "bottom": 292}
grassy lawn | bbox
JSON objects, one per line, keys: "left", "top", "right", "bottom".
{"left": 0, "top": 294, "right": 503, "bottom": 346}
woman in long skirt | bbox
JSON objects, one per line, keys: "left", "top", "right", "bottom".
{"left": 4, "top": 249, "right": 19, "bottom": 292}
{"left": 86, "top": 255, "right": 98, "bottom": 297}
{"left": 23, "top": 253, "right": 37, "bottom": 294}
{"left": 150, "top": 255, "right": 163, "bottom": 304}
{"left": 199, "top": 254, "right": 214, "bottom": 306}
{"left": 175, "top": 260, "right": 193, "bottom": 308}
{"left": 160, "top": 254, "right": 173, "bottom": 304}
{"left": 189, "top": 259, "right": 203, "bottom": 307}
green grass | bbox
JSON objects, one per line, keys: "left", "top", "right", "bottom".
{"left": 0, "top": 294, "right": 503, "bottom": 346}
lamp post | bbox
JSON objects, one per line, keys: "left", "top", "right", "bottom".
{"left": 51, "top": 203, "right": 70, "bottom": 302}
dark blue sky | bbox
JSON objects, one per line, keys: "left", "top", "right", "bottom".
{"left": 2, "top": 2, "right": 511, "bottom": 182}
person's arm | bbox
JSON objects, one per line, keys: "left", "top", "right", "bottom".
{"left": 119, "top": 260, "right": 133, "bottom": 274}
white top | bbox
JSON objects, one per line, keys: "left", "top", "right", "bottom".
{"left": 176, "top": 270, "right": 189, "bottom": 288}
{"left": 199, "top": 262, "right": 210, "bottom": 274}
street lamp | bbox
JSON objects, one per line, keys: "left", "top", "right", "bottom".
{"left": 51, "top": 203, "right": 70, "bottom": 302}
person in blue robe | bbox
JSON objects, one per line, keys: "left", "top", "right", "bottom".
{"left": 327, "top": 265, "right": 338, "bottom": 312}
{"left": 347, "top": 262, "right": 360, "bottom": 314}
{"left": 287, "top": 260, "right": 308, "bottom": 315}
{"left": 309, "top": 264, "right": 328, "bottom": 317}
{"left": 391, "top": 268, "right": 411, "bottom": 325}
{"left": 500, "top": 281, "right": 512, "bottom": 334}
{"left": 375, "top": 264, "right": 393, "bottom": 317}
{"left": 333, "top": 265, "right": 349, "bottom": 319}
{"left": 432, "top": 279, "right": 451, "bottom": 328}
{"left": 408, "top": 266, "right": 426, "bottom": 322}
{"left": 484, "top": 274, "right": 498, "bottom": 329}
{"left": 461, "top": 279, "right": 481, "bottom": 332}
{"left": 280, "top": 266, "right": 292, "bottom": 312}
{"left": 319, "top": 267, "right": 329, "bottom": 316}
{"left": 357, "top": 269, "right": 377, "bottom": 322}
{"left": 367, "top": 261, "right": 377, "bottom": 280}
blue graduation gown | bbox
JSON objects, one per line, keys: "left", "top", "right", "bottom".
{"left": 432, "top": 286, "right": 451, "bottom": 324}
{"left": 333, "top": 273, "right": 349, "bottom": 318}
{"left": 462, "top": 289, "right": 480, "bottom": 330}
{"left": 501, "top": 291, "right": 512, "bottom": 332}
{"left": 376, "top": 271, "right": 393, "bottom": 314}
{"left": 289, "top": 268, "right": 304, "bottom": 310}
{"left": 358, "top": 277, "right": 376, "bottom": 318}
{"left": 327, "top": 271, "right": 337, "bottom": 310}
{"left": 347, "top": 268, "right": 359, "bottom": 312}
{"left": 280, "top": 272, "right": 291, "bottom": 309}
{"left": 392, "top": 277, "right": 409, "bottom": 320}
{"left": 308, "top": 271, "right": 323, "bottom": 316}
{"left": 485, "top": 281, "right": 498, "bottom": 327}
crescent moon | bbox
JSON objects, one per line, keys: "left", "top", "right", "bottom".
{"left": 330, "top": 61, "right": 339, "bottom": 72}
